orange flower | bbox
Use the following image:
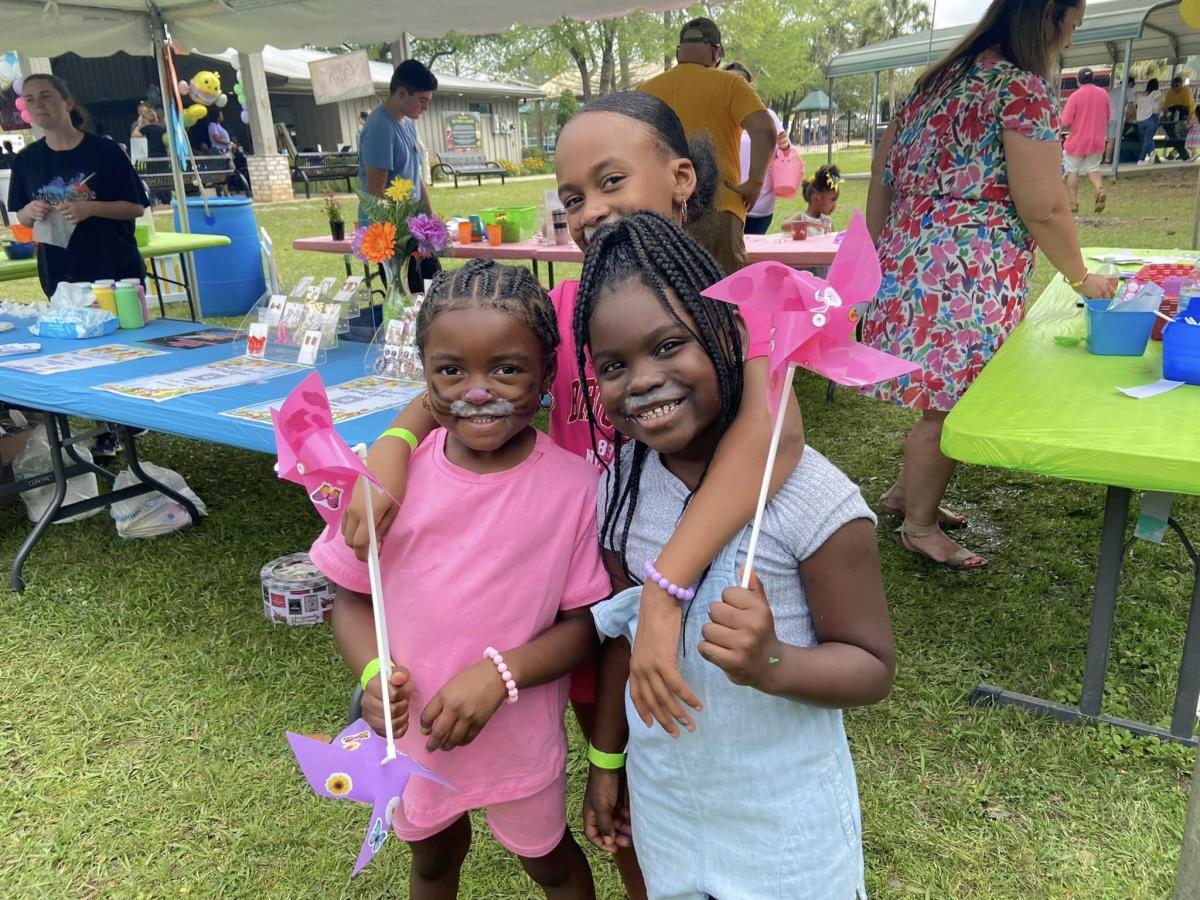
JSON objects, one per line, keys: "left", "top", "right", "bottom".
{"left": 359, "top": 222, "right": 397, "bottom": 265}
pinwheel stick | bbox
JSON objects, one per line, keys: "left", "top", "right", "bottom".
{"left": 354, "top": 445, "right": 397, "bottom": 762}
{"left": 741, "top": 366, "right": 795, "bottom": 589}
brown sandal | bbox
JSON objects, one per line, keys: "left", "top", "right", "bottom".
{"left": 879, "top": 490, "right": 968, "bottom": 530}
{"left": 894, "top": 520, "right": 987, "bottom": 570}
{"left": 1094, "top": 190, "right": 1107, "bottom": 214}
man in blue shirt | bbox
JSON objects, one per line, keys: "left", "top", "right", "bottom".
{"left": 358, "top": 60, "right": 439, "bottom": 291}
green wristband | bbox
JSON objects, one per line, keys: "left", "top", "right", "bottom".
{"left": 587, "top": 743, "right": 627, "bottom": 770}
{"left": 359, "top": 657, "right": 383, "bottom": 690}
{"left": 379, "top": 427, "right": 419, "bottom": 453}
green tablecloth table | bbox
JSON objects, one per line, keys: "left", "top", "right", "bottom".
{"left": 943, "top": 248, "right": 1200, "bottom": 744}
{"left": 0, "top": 232, "right": 231, "bottom": 321}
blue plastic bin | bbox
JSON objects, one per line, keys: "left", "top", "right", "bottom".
{"left": 1163, "top": 319, "right": 1200, "bottom": 385}
{"left": 1084, "top": 300, "right": 1155, "bottom": 356}
{"left": 172, "top": 197, "right": 266, "bottom": 317}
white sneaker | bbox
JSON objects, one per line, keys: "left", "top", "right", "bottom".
{"left": 1137, "top": 159, "right": 1148, "bottom": 166}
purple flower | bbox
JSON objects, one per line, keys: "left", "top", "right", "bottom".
{"left": 407, "top": 214, "right": 450, "bottom": 257}
{"left": 350, "top": 226, "right": 368, "bottom": 264}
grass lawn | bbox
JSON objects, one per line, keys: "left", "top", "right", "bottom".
{"left": 1, "top": 163, "right": 1198, "bottom": 898}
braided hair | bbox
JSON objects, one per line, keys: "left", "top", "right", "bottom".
{"left": 415, "top": 259, "right": 559, "bottom": 360}
{"left": 802, "top": 164, "right": 841, "bottom": 203}
{"left": 568, "top": 92, "right": 718, "bottom": 225}
{"left": 573, "top": 211, "right": 744, "bottom": 588}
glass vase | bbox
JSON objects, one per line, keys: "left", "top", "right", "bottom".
{"left": 380, "top": 255, "right": 424, "bottom": 381}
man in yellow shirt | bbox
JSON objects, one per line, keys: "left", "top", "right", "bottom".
{"left": 639, "top": 17, "right": 777, "bottom": 273}
{"left": 1164, "top": 76, "right": 1196, "bottom": 161}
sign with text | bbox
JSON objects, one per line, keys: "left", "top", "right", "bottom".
{"left": 445, "top": 112, "right": 481, "bottom": 151}
{"left": 308, "top": 50, "right": 375, "bottom": 107}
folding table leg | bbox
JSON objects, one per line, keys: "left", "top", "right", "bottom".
{"left": 10, "top": 415, "right": 69, "bottom": 592}
{"left": 1170, "top": 523, "right": 1200, "bottom": 739}
{"left": 547, "top": 261, "right": 555, "bottom": 289}
{"left": 1079, "top": 486, "right": 1131, "bottom": 717}
{"left": 120, "top": 426, "right": 202, "bottom": 526}
{"left": 180, "top": 253, "right": 199, "bottom": 321}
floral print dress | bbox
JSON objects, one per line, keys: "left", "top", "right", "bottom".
{"left": 861, "top": 56, "right": 1060, "bottom": 411}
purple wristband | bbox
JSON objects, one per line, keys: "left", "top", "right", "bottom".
{"left": 643, "top": 559, "right": 695, "bottom": 602}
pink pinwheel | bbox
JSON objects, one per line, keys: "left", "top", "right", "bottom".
{"left": 288, "top": 718, "right": 452, "bottom": 875}
{"left": 271, "top": 371, "right": 385, "bottom": 530}
{"left": 700, "top": 210, "right": 918, "bottom": 587}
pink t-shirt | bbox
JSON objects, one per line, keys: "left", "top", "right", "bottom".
{"left": 1062, "top": 83, "right": 1110, "bottom": 157}
{"left": 548, "top": 279, "right": 771, "bottom": 467}
{"left": 309, "top": 428, "right": 609, "bottom": 823}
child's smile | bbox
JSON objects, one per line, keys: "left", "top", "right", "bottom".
{"left": 587, "top": 278, "right": 725, "bottom": 487}
{"left": 422, "top": 308, "right": 552, "bottom": 472}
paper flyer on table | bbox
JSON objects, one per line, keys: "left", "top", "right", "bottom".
{"left": 222, "top": 375, "right": 425, "bottom": 425}
{"left": 95, "top": 356, "right": 301, "bottom": 403}
{"left": 0, "top": 343, "right": 168, "bottom": 375}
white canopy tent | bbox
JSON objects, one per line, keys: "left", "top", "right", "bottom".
{"left": 2, "top": 0, "right": 691, "bottom": 269}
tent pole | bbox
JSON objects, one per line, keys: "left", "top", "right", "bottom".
{"left": 152, "top": 26, "right": 200, "bottom": 317}
{"left": 826, "top": 78, "right": 833, "bottom": 165}
{"left": 1111, "top": 39, "right": 1132, "bottom": 182}
{"left": 870, "top": 71, "right": 880, "bottom": 158}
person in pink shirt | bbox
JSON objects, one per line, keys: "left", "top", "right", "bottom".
{"left": 1061, "top": 68, "right": 1111, "bottom": 214}
{"left": 310, "top": 259, "right": 608, "bottom": 898}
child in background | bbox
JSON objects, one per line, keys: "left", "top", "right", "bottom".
{"left": 310, "top": 259, "right": 606, "bottom": 899}
{"left": 576, "top": 213, "right": 894, "bottom": 899}
{"left": 784, "top": 163, "right": 841, "bottom": 236}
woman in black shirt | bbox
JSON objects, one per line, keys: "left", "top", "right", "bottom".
{"left": 7, "top": 73, "right": 149, "bottom": 298}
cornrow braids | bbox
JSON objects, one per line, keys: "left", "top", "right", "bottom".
{"left": 415, "top": 259, "right": 559, "bottom": 360}
{"left": 573, "top": 211, "right": 744, "bottom": 589}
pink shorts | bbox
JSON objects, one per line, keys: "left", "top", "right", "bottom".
{"left": 391, "top": 773, "right": 567, "bottom": 859}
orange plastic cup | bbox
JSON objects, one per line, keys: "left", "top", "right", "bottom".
{"left": 457, "top": 220, "right": 473, "bottom": 244}
{"left": 791, "top": 222, "right": 809, "bottom": 241}
{"left": 486, "top": 224, "right": 503, "bottom": 246}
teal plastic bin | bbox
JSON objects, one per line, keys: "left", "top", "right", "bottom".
{"left": 173, "top": 197, "right": 266, "bottom": 317}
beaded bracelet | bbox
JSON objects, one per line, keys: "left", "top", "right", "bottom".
{"left": 644, "top": 559, "right": 695, "bottom": 602}
{"left": 484, "top": 646, "right": 519, "bottom": 704}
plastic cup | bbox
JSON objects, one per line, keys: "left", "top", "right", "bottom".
{"left": 457, "top": 221, "right": 473, "bottom": 244}
{"left": 486, "top": 224, "right": 503, "bottom": 247}
{"left": 91, "top": 282, "right": 118, "bottom": 315}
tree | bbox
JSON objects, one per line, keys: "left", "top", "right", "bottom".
{"left": 858, "top": 0, "right": 932, "bottom": 119}
{"left": 556, "top": 90, "right": 579, "bottom": 129}
{"left": 408, "top": 33, "right": 489, "bottom": 76}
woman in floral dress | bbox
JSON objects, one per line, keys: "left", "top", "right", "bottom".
{"left": 863, "top": 0, "right": 1116, "bottom": 570}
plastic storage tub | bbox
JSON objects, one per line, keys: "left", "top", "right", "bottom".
{"left": 172, "top": 197, "right": 267, "bottom": 317}
{"left": 1084, "top": 300, "right": 1155, "bottom": 356}
{"left": 480, "top": 206, "right": 537, "bottom": 243}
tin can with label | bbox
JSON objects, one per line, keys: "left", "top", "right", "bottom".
{"left": 260, "top": 552, "right": 336, "bottom": 626}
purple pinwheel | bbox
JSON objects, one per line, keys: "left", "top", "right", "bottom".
{"left": 288, "top": 719, "right": 452, "bottom": 875}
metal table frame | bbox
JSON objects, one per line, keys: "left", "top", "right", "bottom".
{"left": 971, "top": 487, "right": 1200, "bottom": 746}
{"left": 2, "top": 413, "right": 202, "bottom": 592}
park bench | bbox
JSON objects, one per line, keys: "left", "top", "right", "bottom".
{"left": 431, "top": 151, "right": 507, "bottom": 188}
{"left": 138, "top": 154, "right": 251, "bottom": 199}
{"left": 292, "top": 150, "right": 359, "bottom": 198}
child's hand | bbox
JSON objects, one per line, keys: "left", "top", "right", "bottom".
{"left": 630, "top": 586, "right": 703, "bottom": 738}
{"left": 341, "top": 451, "right": 408, "bottom": 562}
{"left": 419, "top": 661, "right": 507, "bottom": 752}
{"left": 699, "top": 571, "right": 783, "bottom": 691}
{"left": 583, "top": 768, "right": 634, "bottom": 854}
{"left": 362, "top": 666, "right": 413, "bottom": 738}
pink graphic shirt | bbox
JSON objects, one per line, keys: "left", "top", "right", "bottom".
{"left": 1062, "top": 83, "right": 1110, "bottom": 157}
{"left": 548, "top": 279, "right": 771, "bottom": 468}
{"left": 309, "top": 428, "right": 609, "bottom": 824}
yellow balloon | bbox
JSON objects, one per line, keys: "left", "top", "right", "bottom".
{"left": 1182, "top": 0, "right": 1200, "bottom": 32}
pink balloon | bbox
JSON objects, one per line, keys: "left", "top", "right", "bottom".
{"left": 178, "top": 79, "right": 190, "bottom": 95}
{"left": 20, "top": 109, "right": 32, "bottom": 124}
{"left": 240, "top": 109, "right": 251, "bottom": 124}
{"left": 14, "top": 96, "right": 25, "bottom": 111}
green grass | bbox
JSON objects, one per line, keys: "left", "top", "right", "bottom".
{"left": 1, "top": 163, "right": 1198, "bottom": 898}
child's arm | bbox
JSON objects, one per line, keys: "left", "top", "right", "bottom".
{"left": 340, "top": 395, "right": 437, "bottom": 561}
{"left": 419, "top": 607, "right": 600, "bottom": 752}
{"left": 699, "top": 519, "right": 894, "bottom": 706}
{"left": 630, "top": 356, "right": 805, "bottom": 736}
{"left": 583, "top": 635, "right": 635, "bottom": 854}
{"left": 331, "top": 586, "right": 413, "bottom": 736}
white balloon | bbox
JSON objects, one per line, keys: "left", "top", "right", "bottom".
{"left": 216, "top": 93, "right": 228, "bottom": 108}
{"left": 13, "top": 77, "right": 23, "bottom": 94}
{"left": 0, "top": 62, "right": 14, "bottom": 80}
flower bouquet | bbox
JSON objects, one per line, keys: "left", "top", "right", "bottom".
{"left": 352, "top": 178, "right": 449, "bottom": 380}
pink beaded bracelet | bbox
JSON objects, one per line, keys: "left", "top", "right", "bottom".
{"left": 644, "top": 559, "right": 695, "bottom": 602}
{"left": 484, "top": 646, "right": 519, "bottom": 704}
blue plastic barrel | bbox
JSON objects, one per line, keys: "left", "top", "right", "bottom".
{"left": 172, "top": 197, "right": 266, "bottom": 317}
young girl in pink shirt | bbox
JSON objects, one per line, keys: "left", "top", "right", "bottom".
{"left": 311, "top": 260, "right": 608, "bottom": 898}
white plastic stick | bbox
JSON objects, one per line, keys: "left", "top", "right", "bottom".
{"left": 741, "top": 366, "right": 795, "bottom": 589}
{"left": 351, "top": 443, "right": 396, "bottom": 764}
